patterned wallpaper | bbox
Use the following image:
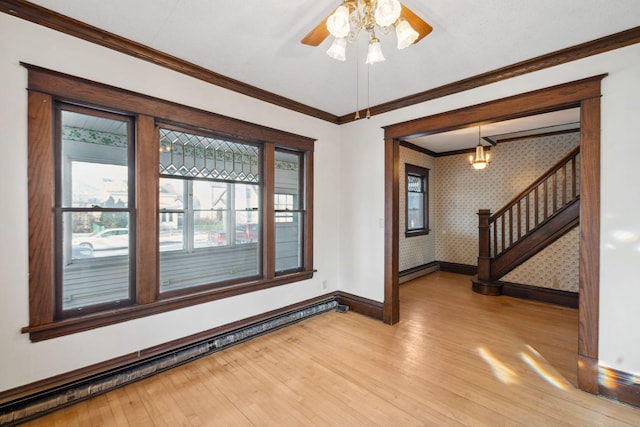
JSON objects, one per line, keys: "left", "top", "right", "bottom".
{"left": 399, "top": 146, "right": 436, "bottom": 271}
{"left": 433, "top": 132, "right": 580, "bottom": 292}
{"left": 502, "top": 227, "right": 579, "bottom": 292}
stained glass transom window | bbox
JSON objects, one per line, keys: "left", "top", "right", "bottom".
{"left": 159, "top": 128, "right": 259, "bottom": 183}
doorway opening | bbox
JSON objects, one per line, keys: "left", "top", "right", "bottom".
{"left": 383, "top": 75, "right": 604, "bottom": 394}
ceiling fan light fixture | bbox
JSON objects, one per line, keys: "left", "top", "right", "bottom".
{"left": 374, "top": 0, "right": 402, "bottom": 27}
{"left": 326, "top": 5, "right": 351, "bottom": 38}
{"left": 395, "top": 18, "right": 419, "bottom": 49}
{"left": 326, "top": 37, "right": 347, "bottom": 61}
{"left": 365, "top": 38, "right": 385, "bottom": 64}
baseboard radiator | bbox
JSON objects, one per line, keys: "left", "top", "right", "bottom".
{"left": 0, "top": 299, "right": 338, "bottom": 426}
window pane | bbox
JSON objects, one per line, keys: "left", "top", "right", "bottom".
{"left": 59, "top": 109, "right": 132, "bottom": 313}
{"left": 276, "top": 212, "right": 302, "bottom": 272}
{"left": 275, "top": 194, "right": 294, "bottom": 223}
{"left": 236, "top": 210, "right": 260, "bottom": 244}
{"left": 160, "top": 178, "right": 185, "bottom": 210}
{"left": 234, "top": 183, "right": 260, "bottom": 211}
{"left": 235, "top": 183, "right": 260, "bottom": 246}
{"left": 194, "top": 211, "right": 228, "bottom": 248}
{"left": 193, "top": 180, "right": 229, "bottom": 248}
{"left": 61, "top": 111, "right": 129, "bottom": 208}
{"left": 159, "top": 212, "right": 184, "bottom": 252}
{"left": 407, "top": 174, "right": 423, "bottom": 192}
{"left": 193, "top": 180, "right": 227, "bottom": 210}
{"left": 407, "top": 193, "right": 425, "bottom": 230}
{"left": 159, "top": 128, "right": 259, "bottom": 182}
{"left": 63, "top": 212, "right": 130, "bottom": 310}
{"left": 275, "top": 151, "right": 300, "bottom": 209}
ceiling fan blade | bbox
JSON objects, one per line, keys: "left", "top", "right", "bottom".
{"left": 302, "top": 3, "right": 357, "bottom": 47}
{"left": 399, "top": 3, "right": 433, "bottom": 44}
{"left": 302, "top": 3, "right": 432, "bottom": 47}
{"left": 301, "top": 15, "right": 330, "bottom": 46}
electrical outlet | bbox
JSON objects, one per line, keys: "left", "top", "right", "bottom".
{"left": 322, "top": 280, "right": 328, "bottom": 290}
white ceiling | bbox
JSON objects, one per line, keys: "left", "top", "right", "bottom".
{"left": 25, "top": 0, "right": 640, "bottom": 119}
{"left": 407, "top": 108, "right": 581, "bottom": 153}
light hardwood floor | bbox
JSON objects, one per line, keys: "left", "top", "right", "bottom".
{"left": 23, "top": 272, "right": 640, "bottom": 426}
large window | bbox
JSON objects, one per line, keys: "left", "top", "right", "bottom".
{"left": 58, "top": 106, "right": 135, "bottom": 316}
{"left": 26, "top": 66, "right": 314, "bottom": 341}
{"left": 405, "top": 163, "right": 430, "bottom": 237}
{"left": 158, "top": 126, "right": 262, "bottom": 294}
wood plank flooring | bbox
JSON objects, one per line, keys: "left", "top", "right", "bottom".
{"left": 23, "top": 272, "right": 640, "bottom": 426}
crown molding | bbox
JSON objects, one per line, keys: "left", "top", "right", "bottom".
{"left": 1, "top": 1, "right": 639, "bottom": 125}
{"left": 0, "top": 0, "right": 339, "bottom": 123}
{"left": 338, "top": 25, "right": 640, "bottom": 124}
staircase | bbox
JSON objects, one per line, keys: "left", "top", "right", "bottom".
{"left": 472, "top": 146, "right": 580, "bottom": 295}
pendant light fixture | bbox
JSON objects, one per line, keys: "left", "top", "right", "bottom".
{"left": 469, "top": 126, "right": 490, "bottom": 170}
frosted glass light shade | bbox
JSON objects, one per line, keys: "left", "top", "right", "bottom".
{"left": 470, "top": 144, "right": 490, "bottom": 170}
{"left": 326, "top": 37, "right": 347, "bottom": 61}
{"left": 374, "top": 0, "right": 402, "bottom": 27}
{"left": 396, "top": 18, "right": 419, "bottom": 49}
{"left": 327, "top": 5, "right": 350, "bottom": 38}
{"left": 365, "top": 39, "right": 385, "bottom": 64}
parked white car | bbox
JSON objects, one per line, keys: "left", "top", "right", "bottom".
{"left": 72, "top": 228, "right": 129, "bottom": 251}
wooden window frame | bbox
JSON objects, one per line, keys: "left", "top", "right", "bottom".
{"left": 274, "top": 148, "right": 307, "bottom": 275}
{"left": 404, "top": 163, "right": 430, "bottom": 237}
{"left": 24, "top": 64, "right": 315, "bottom": 342}
{"left": 55, "top": 103, "right": 137, "bottom": 318}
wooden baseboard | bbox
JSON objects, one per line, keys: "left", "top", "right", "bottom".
{"left": 500, "top": 281, "right": 579, "bottom": 308}
{"left": 471, "top": 276, "right": 503, "bottom": 296}
{"left": 399, "top": 261, "right": 439, "bottom": 283}
{"left": 0, "top": 296, "right": 339, "bottom": 425}
{"left": 0, "top": 289, "right": 386, "bottom": 425}
{"left": 577, "top": 354, "right": 600, "bottom": 395}
{"left": 336, "top": 291, "right": 384, "bottom": 321}
{"left": 599, "top": 366, "right": 640, "bottom": 408}
{"left": 438, "top": 261, "right": 477, "bottom": 276}
{"left": 470, "top": 277, "right": 579, "bottom": 309}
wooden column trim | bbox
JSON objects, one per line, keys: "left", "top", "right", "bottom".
{"left": 578, "top": 95, "right": 601, "bottom": 390}
{"left": 27, "top": 91, "right": 55, "bottom": 326}
{"left": 303, "top": 150, "right": 314, "bottom": 272}
{"left": 135, "top": 115, "right": 158, "bottom": 304}
{"left": 263, "top": 144, "right": 275, "bottom": 279}
{"left": 477, "top": 209, "right": 491, "bottom": 281}
{"left": 384, "top": 137, "right": 400, "bottom": 325}
{"left": 384, "top": 75, "right": 605, "bottom": 140}
{"left": 578, "top": 354, "right": 600, "bottom": 395}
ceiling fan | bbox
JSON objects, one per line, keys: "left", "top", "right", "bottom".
{"left": 301, "top": 0, "right": 433, "bottom": 64}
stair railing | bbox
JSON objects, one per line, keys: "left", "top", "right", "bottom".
{"left": 477, "top": 146, "right": 580, "bottom": 281}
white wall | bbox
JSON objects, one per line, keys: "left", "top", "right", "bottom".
{"left": 339, "top": 43, "right": 640, "bottom": 376}
{"left": 0, "top": 13, "right": 342, "bottom": 392}
{"left": 337, "top": 119, "right": 386, "bottom": 302}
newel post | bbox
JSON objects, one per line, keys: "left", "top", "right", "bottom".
{"left": 477, "top": 209, "right": 491, "bottom": 281}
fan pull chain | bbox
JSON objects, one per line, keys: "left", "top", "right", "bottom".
{"left": 366, "top": 63, "right": 371, "bottom": 119}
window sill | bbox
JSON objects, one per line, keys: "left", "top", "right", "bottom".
{"left": 405, "top": 229, "right": 430, "bottom": 238}
{"left": 22, "top": 270, "right": 315, "bottom": 342}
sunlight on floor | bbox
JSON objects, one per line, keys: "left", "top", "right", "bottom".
{"left": 477, "top": 344, "right": 570, "bottom": 390}
{"left": 476, "top": 347, "right": 519, "bottom": 384}
{"left": 520, "top": 345, "right": 569, "bottom": 390}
